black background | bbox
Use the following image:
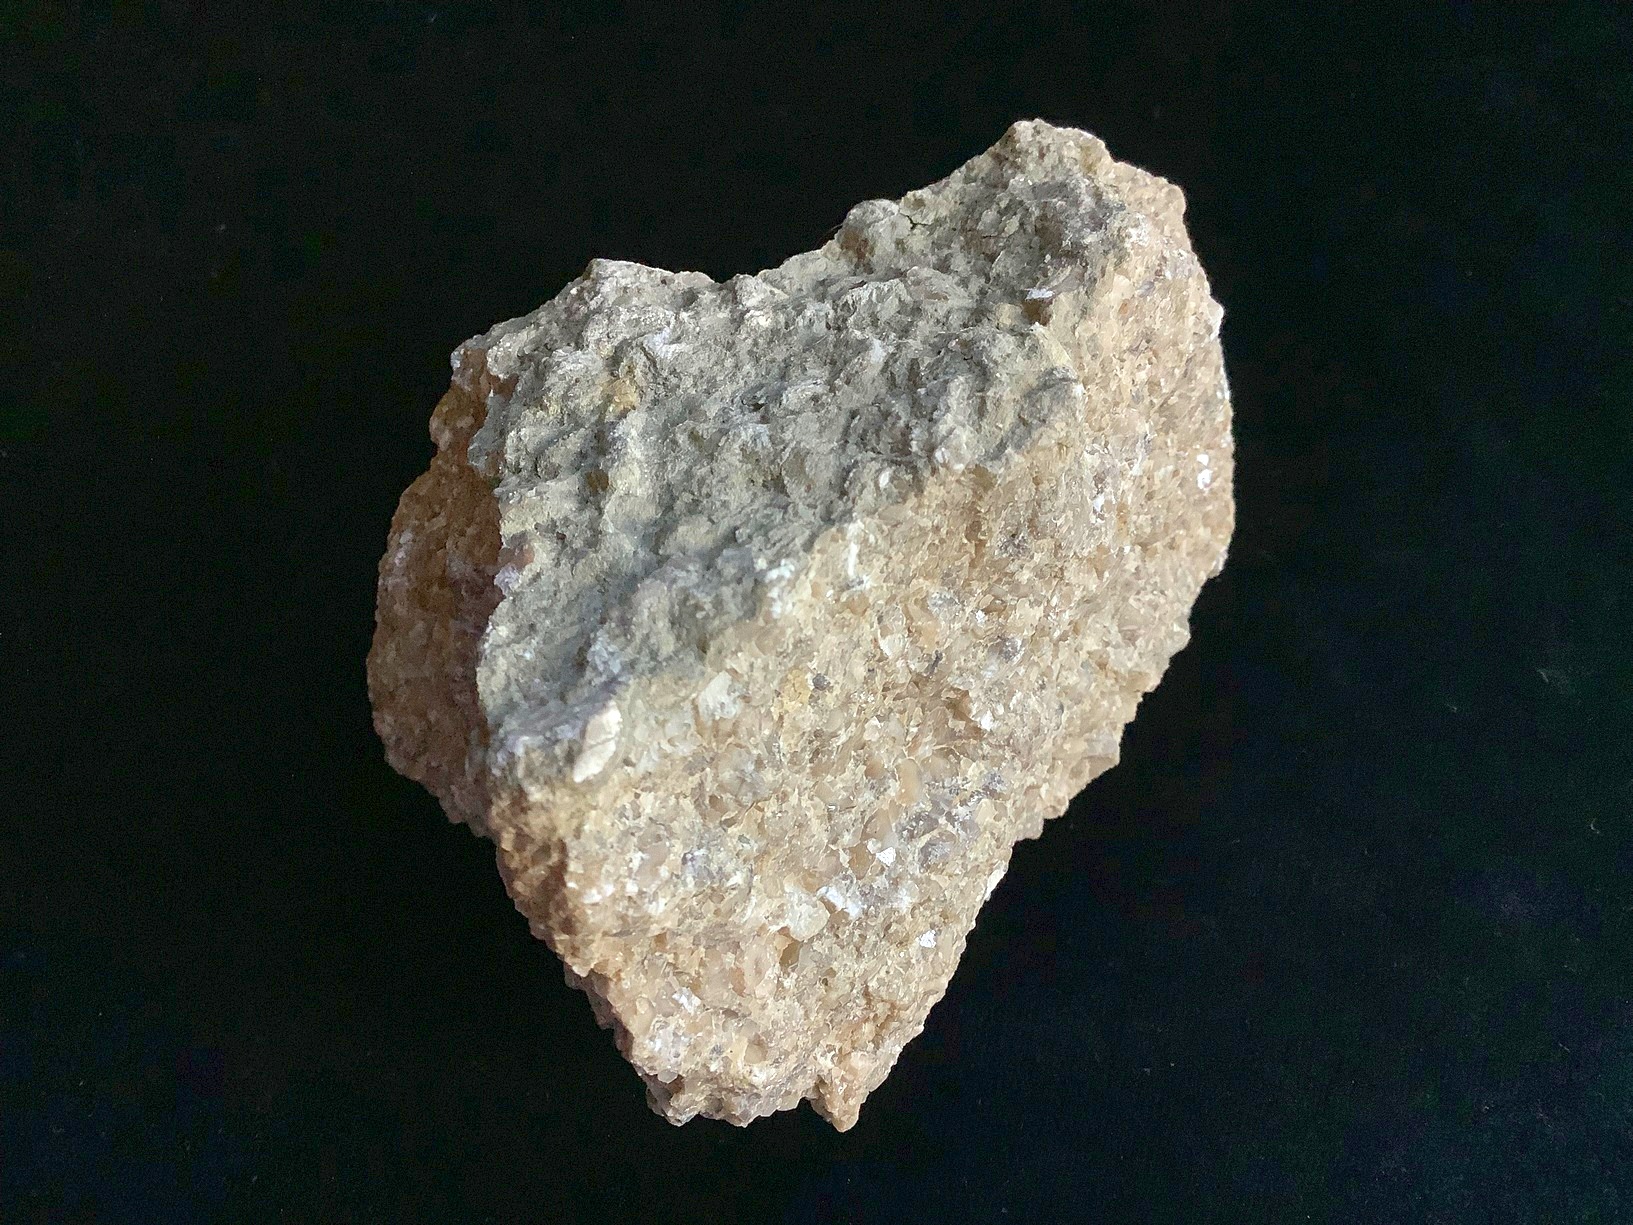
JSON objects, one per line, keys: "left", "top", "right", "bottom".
{"left": 5, "top": 3, "right": 1632, "bottom": 1221}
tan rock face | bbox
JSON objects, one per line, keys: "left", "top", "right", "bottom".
{"left": 368, "top": 120, "right": 1233, "bottom": 1130}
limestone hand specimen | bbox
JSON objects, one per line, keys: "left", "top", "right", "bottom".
{"left": 369, "top": 120, "right": 1233, "bottom": 1129}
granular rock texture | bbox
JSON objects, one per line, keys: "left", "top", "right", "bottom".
{"left": 369, "top": 120, "right": 1233, "bottom": 1129}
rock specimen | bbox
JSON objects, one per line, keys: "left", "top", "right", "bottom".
{"left": 369, "top": 120, "right": 1233, "bottom": 1130}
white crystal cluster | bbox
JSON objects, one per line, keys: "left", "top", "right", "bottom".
{"left": 369, "top": 120, "right": 1233, "bottom": 1129}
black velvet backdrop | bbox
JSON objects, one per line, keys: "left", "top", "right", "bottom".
{"left": 4, "top": 4, "right": 1631, "bottom": 1221}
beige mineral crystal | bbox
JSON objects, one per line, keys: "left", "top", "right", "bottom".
{"left": 368, "top": 120, "right": 1233, "bottom": 1130}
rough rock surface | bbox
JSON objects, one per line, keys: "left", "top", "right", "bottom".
{"left": 368, "top": 120, "right": 1233, "bottom": 1130}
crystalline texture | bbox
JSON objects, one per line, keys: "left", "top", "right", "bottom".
{"left": 368, "top": 120, "right": 1233, "bottom": 1129}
